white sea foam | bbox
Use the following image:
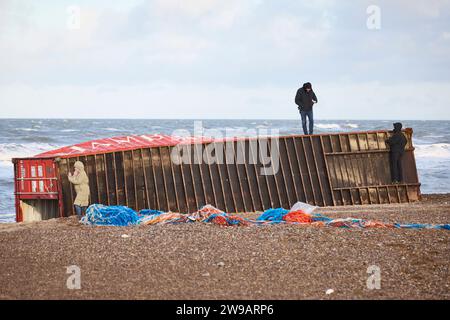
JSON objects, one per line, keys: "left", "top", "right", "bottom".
{"left": 60, "top": 129, "right": 79, "bottom": 132}
{"left": 16, "top": 128, "right": 39, "bottom": 132}
{"left": 314, "top": 123, "right": 341, "bottom": 130}
{"left": 0, "top": 143, "right": 61, "bottom": 166}
{"left": 0, "top": 213, "right": 15, "bottom": 223}
{"left": 103, "top": 127, "right": 130, "bottom": 132}
{"left": 314, "top": 123, "right": 360, "bottom": 130}
{"left": 414, "top": 143, "right": 450, "bottom": 158}
{"left": 422, "top": 135, "right": 444, "bottom": 139}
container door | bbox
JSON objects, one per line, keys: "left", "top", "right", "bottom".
{"left": 16, "top": 159, "right": 59, "bottom": 197}
{"left": 15, "top": 159, "right": 60, "bottom": 222}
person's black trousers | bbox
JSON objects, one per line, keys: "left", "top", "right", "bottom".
{"left": 389, "top": 152, "right": 403, "bottom": 182}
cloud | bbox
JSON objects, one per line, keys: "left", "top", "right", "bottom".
{"left": 0, "top": 0, "right": 449, "bottom": 119}
{"left": 149, "top": 0, "right": 262, "bottom": 29}
{"left": 151, "top": 0, "right": 220, "bottom": 17}
{"left": 388, "top": 0, "right": 450, "bottom": 18}
{"left": 263, "top": 13, "right": 332, "bottom": 64}
{"left": 1, "top": 81, "right": 449, "bottom": 119}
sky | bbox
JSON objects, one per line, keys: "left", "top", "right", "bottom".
{"left": 0, "top": 0, "right": 450, "bottom": 120}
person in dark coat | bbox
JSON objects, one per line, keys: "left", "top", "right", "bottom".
{"left": 385, "top": 122, "right": 407, "bottom": 183}
{"left": 295, "top": 82, "right": 318, "bottom": 135}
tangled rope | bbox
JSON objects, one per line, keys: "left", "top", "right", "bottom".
{"left": 80, "top": 202, "right": 450, "bottom": 230}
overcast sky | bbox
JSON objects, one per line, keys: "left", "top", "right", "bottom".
{"left": 1, "top": 0, "right": 449, "bottom": 119}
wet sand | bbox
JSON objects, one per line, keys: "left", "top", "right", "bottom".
{"left": 0, "top": 194, "right": 449, "bottom": 300}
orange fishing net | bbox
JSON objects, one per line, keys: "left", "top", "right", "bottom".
{"left": 283, "top": 210, "right": 313, "bottom": 223}
{"left": 142, "top": 212, "right": 189, "bottom": 225}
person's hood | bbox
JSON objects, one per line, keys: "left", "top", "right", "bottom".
{"left": 393, "top": 122, "right": 403, "bottom": 132}
{"left": 74, "top": 161, "right": 85, "bottom": 171}
{"left": 303, "top": 82, "right": 312, "bottom": 91}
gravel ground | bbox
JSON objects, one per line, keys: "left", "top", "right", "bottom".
{"left": 0, "top": 194, "right": 449, "bottom": 300}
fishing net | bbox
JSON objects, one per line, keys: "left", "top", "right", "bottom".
{"left": 283, "top": 210, "right": 313, "bottom": 223}
{"left": 80, "top": 202, "right": 449, "bottom": 230}
{"left": 81, "top": 204, "right": 140, "bottom": 226}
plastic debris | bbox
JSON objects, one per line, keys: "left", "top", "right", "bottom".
{"left": 290, "top": 201, "right": 318, "bottom": 214}
{"left": 256, "top": 208, "right": 288, "bottom": 222}
{"left": 283, "top": 210, "right": 313, "bottom": 223}
{"left": 326, "top": 289, "right": 334, "bottom": 295}
{"left": 80, "top": 203, "right": 450, "bottom": 230}
{"left": 141, "top": 212, "right": 190, "bottom": 225}
{"left": 394, "top": 223, "right": 450, "bottom": 230}
{"left": 81, "top": 204, "right": 140, "bottom": 226}
{"left": 139, "top": 209, "right": 165, "bottom": 216}
{"left": 203, "top": 213, "right": 249, "bottom": 226}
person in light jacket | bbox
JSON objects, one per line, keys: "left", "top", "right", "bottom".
{"left": 68, "top": 161, "right": 90, "bottom": 217}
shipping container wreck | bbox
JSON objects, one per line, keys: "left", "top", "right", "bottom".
{"left": 13, "top": 129, "right": 421, "bottom": 222}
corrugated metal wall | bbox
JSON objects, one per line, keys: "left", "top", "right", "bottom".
{"left": 57, "top": 130, "right": 420, "bottom": 215}
{"left": 320, "top": 129, "right": 420, "bottom": 205}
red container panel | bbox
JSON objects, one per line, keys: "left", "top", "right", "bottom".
{"left": 15, "top": 159, "right": 58, "bottom": 197}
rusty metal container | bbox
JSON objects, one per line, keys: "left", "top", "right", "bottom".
{"left": 13, "top": 129, "right": 421, "bottom": 222}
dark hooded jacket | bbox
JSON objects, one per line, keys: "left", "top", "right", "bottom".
{"left": 295, "top": 83, "right": 318, "bottom": 112}
{"left": 386, "top": 123, "right": 407, "bottom": 154}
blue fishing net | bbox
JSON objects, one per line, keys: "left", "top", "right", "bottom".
{"left": 80, "top": 203, "right": 450, "bottom": 230}
{"left": 139, "top": 209, "right": 164, "bottom": 216}
{"left": 394, "top": 223, "right": 450, "bottom": 230}
{"left": 256, "top": 208, "right": 288, "bottom": 222}
{"left": 81, "top": 204, "right": 140, "bottom": 226}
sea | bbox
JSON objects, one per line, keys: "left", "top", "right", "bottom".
{"left": 1, "top": 119, "right": 449, "bottom": 222}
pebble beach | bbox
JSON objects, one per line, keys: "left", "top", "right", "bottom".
{"left": 0, "top": 194, "right": 449, "bottom": 300}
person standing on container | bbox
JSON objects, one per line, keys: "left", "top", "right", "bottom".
{"left": 295, "top": 82, "right": 318, "bottom": 135}
{"left": 68, "top": 161, "right": 90, "bottom": 217}
{"left": 385, "top": 122, "right": 407, "bottom": 183}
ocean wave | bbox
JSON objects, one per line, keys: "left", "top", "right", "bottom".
{"left": 19, "top": 136, "right": 58, "bottom": 143}
{"left": 421, "top": 135, "right": 444, "bottom": 139}
{"left": 343, "top": 123, "right": 359, "bottom": 128}
{"left": 0, "top": 142, "right": 61, "bottom": 165}
{"left": 0, "top": 213, "right": 15, "bottom": 218}
{"left": 415, "top": 143, "right": 450, "bottom": 158}
{"left": 15, "top": 128, "right": 39, "bottom": 132}
{"left": 0, "top": 214, "right": 16, "bottom": 223}
{"left": 102, "top": 128, "right": 133, "bottom": 133}
{"left": 60, "top": 129, "right": 79, "bottom": 132}
{"left": 314, "top": 123, "right": 341, "bottom": 130}
{"left": 314, "top": 123, "right": 360, "bottom": 130}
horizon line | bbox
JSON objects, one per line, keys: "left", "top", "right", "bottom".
{"left": 0, "top": 118, "right": 449, "bottom": 121}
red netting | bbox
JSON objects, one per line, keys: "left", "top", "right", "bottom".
{"left": 283, "top": 210, "right": 313, "bottom": 223}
